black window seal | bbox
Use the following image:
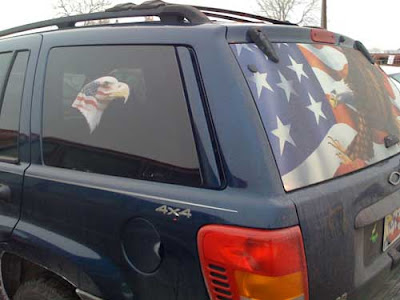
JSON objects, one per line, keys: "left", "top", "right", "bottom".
{"left": 176, "top": 46, "right": 226, "bottom": 190}
{"left": 175, "top": 47, "right": 206, "bottom": 187}
{"left": 188, "top": 47, "right": 226, "bottom": 189}
{"left": 0, "top": 51, "right": 17, "bottom": 112}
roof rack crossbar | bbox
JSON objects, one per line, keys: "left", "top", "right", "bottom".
{"left": 203, "top": 12, "right": 258, "bottom": 23}
{"left": 0, "top": 1, "right": 210, "bottom": 38}
{"left": 194, "top": 6, "right": 295, "bottom": 25}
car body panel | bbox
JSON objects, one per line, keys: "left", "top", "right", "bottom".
{"left": 227, "top": 25, "right": 400, "bottom": 299}
{"left": 0, "top": 19, "right": 396, "bottom": 300}
{"left": 0, "top": 34, "right": 41, "bottom": 241}
{"left": 12, "top": 24, "right": 298, "bottom": 299}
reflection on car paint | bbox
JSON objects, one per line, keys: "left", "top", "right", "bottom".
{"left": 233, "top": 43, "right": 400, "bottom": 191}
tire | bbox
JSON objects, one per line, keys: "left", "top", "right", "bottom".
{"left": 13, "top": 278, "right": 78, "bottom": 300}
{"left": 0, "top": 252, "right": 10, "bottom": 300}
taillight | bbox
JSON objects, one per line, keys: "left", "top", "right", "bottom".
{"left": 197, "top": 225, "right": 309, "bottom": 300}
{"left": 310, "top": 28, "right": 336, "bottom": 44}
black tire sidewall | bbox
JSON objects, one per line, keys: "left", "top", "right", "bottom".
{"left": 13, "top": 279, "right": 77, "bottom": 300}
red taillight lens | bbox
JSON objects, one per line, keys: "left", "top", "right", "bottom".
{"left": 310, "top": 28, "right": 336, "bottom": 44}
{"left": 198, "top": 225, "right": 309, "bottom": 300}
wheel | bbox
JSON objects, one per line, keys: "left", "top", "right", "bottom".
{"left": 13, "top": 278, "right": 78, "bottom": 300}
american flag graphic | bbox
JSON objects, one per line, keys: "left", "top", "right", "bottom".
{"left": 72, "top": 76, "right": 130, "bottom": 133}
{"left": 232, "top": 43, "right": 400, "bottom": 191}
{"left": 73, "top": 80, "right": 102, "bottom": 111}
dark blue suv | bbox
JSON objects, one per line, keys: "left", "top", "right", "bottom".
{"left": 0, "top": 1, "right": 400, "bottom": 300}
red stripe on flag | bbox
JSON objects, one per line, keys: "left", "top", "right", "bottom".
{"left": 299, "top": 46, "right": 349, "bottom": 81}
{"left": 76, "top": 96, "right": 99, "bottom": 109}
{"left": 73, "top": 104, "right": 91, "bottom": 111}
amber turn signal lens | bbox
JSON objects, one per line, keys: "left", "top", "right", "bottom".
{"left": 235, "top": 271, "right": 305, "bottom": 300}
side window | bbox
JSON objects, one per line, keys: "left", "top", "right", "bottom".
{"left": 0, "top": 53, "right": 13, "bottom": 94}
{"left": 0, "top": 51, "right": 29, "bottom": 160}
{"left": 43, "top": 46, "right": 202, "bottom": 187}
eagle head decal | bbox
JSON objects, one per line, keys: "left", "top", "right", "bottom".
{"left": 72, "top": 76, "right": 130, "bottom": 133}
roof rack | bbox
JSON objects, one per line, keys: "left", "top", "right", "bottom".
{"left": 0, "top": 0, "right": 292, "bottom": 39}
{"left": 194, "top": 6, "right": 295, "bottom": 25}
{"left": 0, "top": 1, "right": 209, "bottom": 38}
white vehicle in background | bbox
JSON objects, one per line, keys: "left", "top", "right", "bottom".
{"left": 381, "top": 65, "right": 400, "bottom": 89}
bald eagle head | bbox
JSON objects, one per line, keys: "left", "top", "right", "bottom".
{"left": 72, "top": 76, "right": 130, "bottom": 133}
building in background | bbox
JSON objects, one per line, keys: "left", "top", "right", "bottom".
{"left": 373, "top": 53, "right": 400, "bottom": 66}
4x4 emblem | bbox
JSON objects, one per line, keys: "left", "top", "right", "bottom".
{"left": 389, "top": 171, "right": 400, "bottom": 186}
{"left": 155, "top": 205, "right": 192, "bottom": 219}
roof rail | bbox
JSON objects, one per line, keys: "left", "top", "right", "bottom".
{"left": 194, "top": 6, "right": 295, "bottom": 25}
{"left": 0, "top": 0, "right": 294, "bottom": 39}
{"left": 0, "top": 0, "right": 210, "bottom": 39}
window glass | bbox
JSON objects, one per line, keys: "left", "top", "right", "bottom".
{"left": 233, "top": 43, "right": 400, "bottom": 191}
{"left": 0, "top": 52, "right": 13, "bottom": 95}
{"left": 43, "top": 46, "right": 202, "bottom": 187}
{"left": 0, "top": 51, "right": 29, "bottom": 159}
{"left": 391, "top": 73, "right": 400, "bottom": 84}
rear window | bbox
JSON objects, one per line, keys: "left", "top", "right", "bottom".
{"left": 232, "top": 43, "right": 400, "bottom": 191}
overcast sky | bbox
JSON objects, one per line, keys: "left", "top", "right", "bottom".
{"left": 0, "top": 0, "right": 397, "bottom": 50}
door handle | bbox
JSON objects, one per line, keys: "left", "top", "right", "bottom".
{"left": 0, "top": 184, "right": 11, "bottom": 202}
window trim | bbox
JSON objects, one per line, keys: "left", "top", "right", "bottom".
{"left": 0, "top": 50, "right": 31, "bottom": 164}
{"left": 0, "top": 51, "right": 17, "bottom": 112}
{"left": 176, "top": 46, "right": 224, "bottom": 189}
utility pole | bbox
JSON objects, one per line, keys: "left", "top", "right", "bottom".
{"left": 321, "top": 0, "right": 327, "bottom": 29}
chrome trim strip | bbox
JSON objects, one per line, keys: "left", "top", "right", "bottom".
{"left": 76, "top": 289, "right": 104, "bottom": 300}
{"left": 27, "top": 174, "right": 238, "bottom": 214}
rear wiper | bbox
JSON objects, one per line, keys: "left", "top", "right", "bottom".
{"left": 354, "top": 40, "right": 375, "bottom": 64}
{"left": 248, "top": 27, "right": 279, "bottom": 63}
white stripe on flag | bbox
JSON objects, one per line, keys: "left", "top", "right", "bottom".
{"left": 282, "top": 123, "right": 357, "bottom": 190}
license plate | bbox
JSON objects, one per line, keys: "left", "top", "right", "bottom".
{"left": 383, "top": 207, "right": 400, "bottom": 251}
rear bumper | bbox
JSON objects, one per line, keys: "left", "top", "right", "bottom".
{"left": 351, "top": 263, "right": 400, "bottom": 300}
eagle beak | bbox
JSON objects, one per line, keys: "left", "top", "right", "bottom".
{"left": 111, "top": 82, "right": 130, "bottom": 103}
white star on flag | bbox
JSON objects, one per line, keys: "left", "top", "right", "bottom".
{"left": 235, "top": 44, "right": 253, "bottom": 56}
{"left": 272, "top": 116, "right": 296, "bottom": 155}
{"left": 288, "top": 56, "right": 309, "bottom": 82}
{"left": 306, "top": 93, "right": 327, "bottom": 124}
{"left": 250, "top": 72, "right": 273, "bottom": 98}
{"left": 277, "top": 71, "right": 297, "bottom": 102}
